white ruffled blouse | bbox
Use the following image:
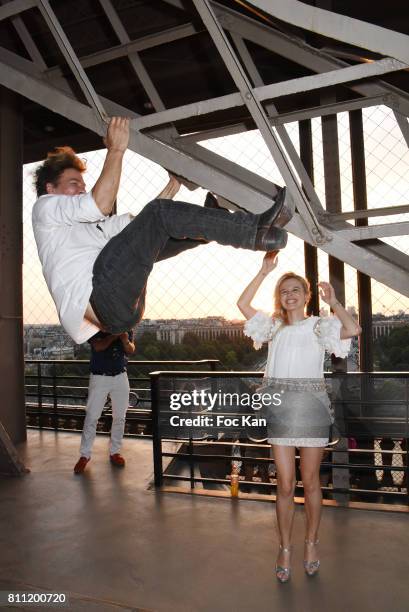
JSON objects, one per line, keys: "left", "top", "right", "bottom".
{"left": 244, "top": 312, "right": 351, "bottom": 379}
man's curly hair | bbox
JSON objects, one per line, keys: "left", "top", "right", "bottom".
{"left": 34, "top": 146, "right": 87, "bottom": 197}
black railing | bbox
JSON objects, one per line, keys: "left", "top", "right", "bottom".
{"left": 150, "top": 371, "right": 409, "bottom": 508}
{"left": 25, "top": 359, "right": 220, "bottom": 436}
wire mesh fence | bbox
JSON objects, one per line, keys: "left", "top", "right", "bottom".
{"left": 22, "top": 105, "right": 409, "bottom": 372}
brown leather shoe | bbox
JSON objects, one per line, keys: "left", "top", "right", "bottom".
{"left": 74, "top": 456, "right": 90, "bottom": 474}
{"left": 110, "top": 453, "right": 126, "bottom": 467}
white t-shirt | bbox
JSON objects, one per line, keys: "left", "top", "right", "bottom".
{"left": 32, "top": 192, "right": 131, "bottom": 344}
{"left": 244, "top": 311, "right": 351, "bottom": 378}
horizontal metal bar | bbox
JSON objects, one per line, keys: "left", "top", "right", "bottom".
{"left": 150, "top": 369, "right": 409, "bottom": 378}
{"left": 135, "top": 92, "right": 242, "bottom": 130}
{"left": 178, "top": 94, "right": 389, "bottom": 143}
{"left": 170, "top": 101, "right": 342, "bottom": 144}
{"left": 162, "top": 452, "right": 408, "bottom": 467}
{"left": 250, "top": 0, "right": 409, "bottom": 64}
{"left": 335, "top": 221, "right": 409, "bottom": 240}
{"left": 271, "top": 95, "right": 389, "bottom": 125}
{"left": 45, "top": 22, "right": 198, "bottom": 77}
{"left": 0, "top": 0, "right": 36, "bottom": 21}
{"left": 135, "top": 59, "right": 404, "bottom": 131}
{"left": 256, "top": 58, "right": 408, "bottom": 102}
{"left": 25, "top": 358, "right": 219, "bottom": 365}
{"left": 325, "top": 205, "right": 409, "bottom": 221}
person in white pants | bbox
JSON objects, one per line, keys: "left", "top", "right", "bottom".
{"left": 74, "top": 331, "right": 135, "bottom": 473}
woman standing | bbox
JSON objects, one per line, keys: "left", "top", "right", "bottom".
{"left": 237, "top": 252, "right": 361, "bottom": 583}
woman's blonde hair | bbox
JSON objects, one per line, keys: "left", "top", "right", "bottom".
{"left": 273, "top": 272, "right": 311, "bottom": 324}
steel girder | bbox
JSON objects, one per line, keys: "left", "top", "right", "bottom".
{"left": 0, "top": 0, "right": 408, "bottom": 295}
{"left": 1, "top": 52, "right": 409, "bottom": 297}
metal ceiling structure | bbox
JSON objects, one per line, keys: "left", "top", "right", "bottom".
{"left": 1, "top": 0, "right": 408, "bottom": 297}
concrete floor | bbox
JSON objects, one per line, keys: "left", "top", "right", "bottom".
{"left": 1, "top": 430, "right": 408, "bottom": 612}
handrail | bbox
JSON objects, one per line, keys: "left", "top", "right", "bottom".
{"left": 149, "top": 369, "right": 409, "bottom": 506}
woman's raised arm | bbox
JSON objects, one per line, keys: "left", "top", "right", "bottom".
{"left": 237, "top": 251, "right": 279, "bottom": 320}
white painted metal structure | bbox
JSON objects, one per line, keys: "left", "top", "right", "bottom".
{"left": 0, "top": 0, "right": 408, "bottom": 295}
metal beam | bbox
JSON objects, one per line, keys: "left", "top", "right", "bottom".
{"left": 320, "top": 90, "right": 345, "bottom": 329}
{"left": 10, "top": 15, "right": 47, "bottom": 69}
{"left": 45, "top": 23, "right": 198, "bottom": 77}
{"left": 248, "top": 0, "right": 409, "bottom": 64}
{"left": 162, "top": 0, "right": 409, "bottom": 118}
{"left": 299, "top": 118, "right": 320, "bottom": 316}
{"left": 135, "top": 57, "right": 405, "bottom": 131}
{"left": 0, "top": 86, "right": 26, "bottom": 443}
{"left": 349, "top": 107, "right": 373, "bottom": 371}
{"left": 0, "top": 0, "right": 46, "bottom": 69}
{"left": 37, "top": 0, "right": 108, "bottom": 122}
{"left": 39, "top": 0, "right": 409, "bottom": 123}
{"left": 256, "top": 58, "right": 407, "bottom": 101}
{"left": 192, "top": 0, "right": 324, "bottom": 241}
{"left": 324, "top": 205, "right": 409, "bottom": 221}
{"left": 176, "top": 141, "right": 277, "bottom": 202}
{"left": 336, "top": 222, "right": 409, "bottom": 240}
{"left": 269, "top": 96, "right": 391, "bottom": 126}
{"left": 98, "top": 0, "right": 166, "bottom": 112}
{"left": 176, "top": 95, "right": 389, "bottom": 144}
{"left": 136, "top": 92, "right": 242, "bottom": 130}
{"left": 394, "top": 111, "right": 409, "bottom": 148}
{"left": 0, "top": 40, "right": 267, "bottom": 203}
{"left": 230, "top": 33, "right": 326, "bottom": 219}
{"left": 1, "top": 55, "right": 409, "bottom": 296}
{"left": 213, "top": 2, "right": 409, "bottom": 117}
{"left": 0, "top": 0, "right": 35, "bottom": 21}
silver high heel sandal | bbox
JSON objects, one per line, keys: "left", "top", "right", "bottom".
{"left": 304, "top": 539, "right": 320, "bottom": 576}
{"left": 275, "top": 544, "right": 292, "bottom": 583}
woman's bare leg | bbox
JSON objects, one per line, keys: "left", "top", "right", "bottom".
{"left": 273, "top": 445, "right": 296, "bottom": 575}
{"left": 299, "top": 446, "right": 325, "bottom": 565}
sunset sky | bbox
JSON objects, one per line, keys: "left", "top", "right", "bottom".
{"left": 23, "top": 106, "right": 409, "bottom": 326}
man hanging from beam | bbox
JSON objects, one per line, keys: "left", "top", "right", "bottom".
{"left": 32, "top": 117, "right": 294, "bottom": 345}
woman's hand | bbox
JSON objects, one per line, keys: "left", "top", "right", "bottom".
{"left": 260, "top": 250, "right": 279, "bottom": 276}
{"left": 318, "top": 281, "right": 361, "bottom": 338}
{"left": 318, "top": 281, "right": 338, "bottom": 307}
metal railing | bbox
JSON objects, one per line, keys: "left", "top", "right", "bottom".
{"left": 25, "top": 359, "right": 220, "bottom": 437}
{"left": 150, "top": 371, "right": 409, "bottom": 508}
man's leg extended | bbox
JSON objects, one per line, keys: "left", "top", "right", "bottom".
{"left": 109, "top": 373, "right": 129, "bottom": 457}
{"left": 91, "top": 196, "right": 290, "bottom": 332}
{"left": 156, "top": 237, "right": 207, "bottom": 261}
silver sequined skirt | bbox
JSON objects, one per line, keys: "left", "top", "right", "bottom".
{"left": 256, "top": 377, "right": 333, "bottom": 445}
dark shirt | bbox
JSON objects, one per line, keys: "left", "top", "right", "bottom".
{"left": 88, "top": 331, "right": 133, "bottom": 375}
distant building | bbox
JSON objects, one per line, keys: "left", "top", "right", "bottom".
{"left": 24, "top": 324, "right": 75, "bottom": 357}
{"left": 156, "top": 317, "right": 244, "bottom": 344}
{"left": 372, "top": 319, "right": 408, "bottom": 340}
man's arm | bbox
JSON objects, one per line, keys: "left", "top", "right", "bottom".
{"left": 90, "top": 334, "right": 120, "bottom": 352}
{"left": 156, "top": 175, "right": 181, "bottom": 199}
{"left": 119, "top": 332, "right": 136, "bottom": 356}
{"left": 92, "top": 117, "right": 130, "bottom": 216}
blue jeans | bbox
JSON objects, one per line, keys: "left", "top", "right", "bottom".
{"left": 90, "top": 198, "right": 259, "bottom": 333}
